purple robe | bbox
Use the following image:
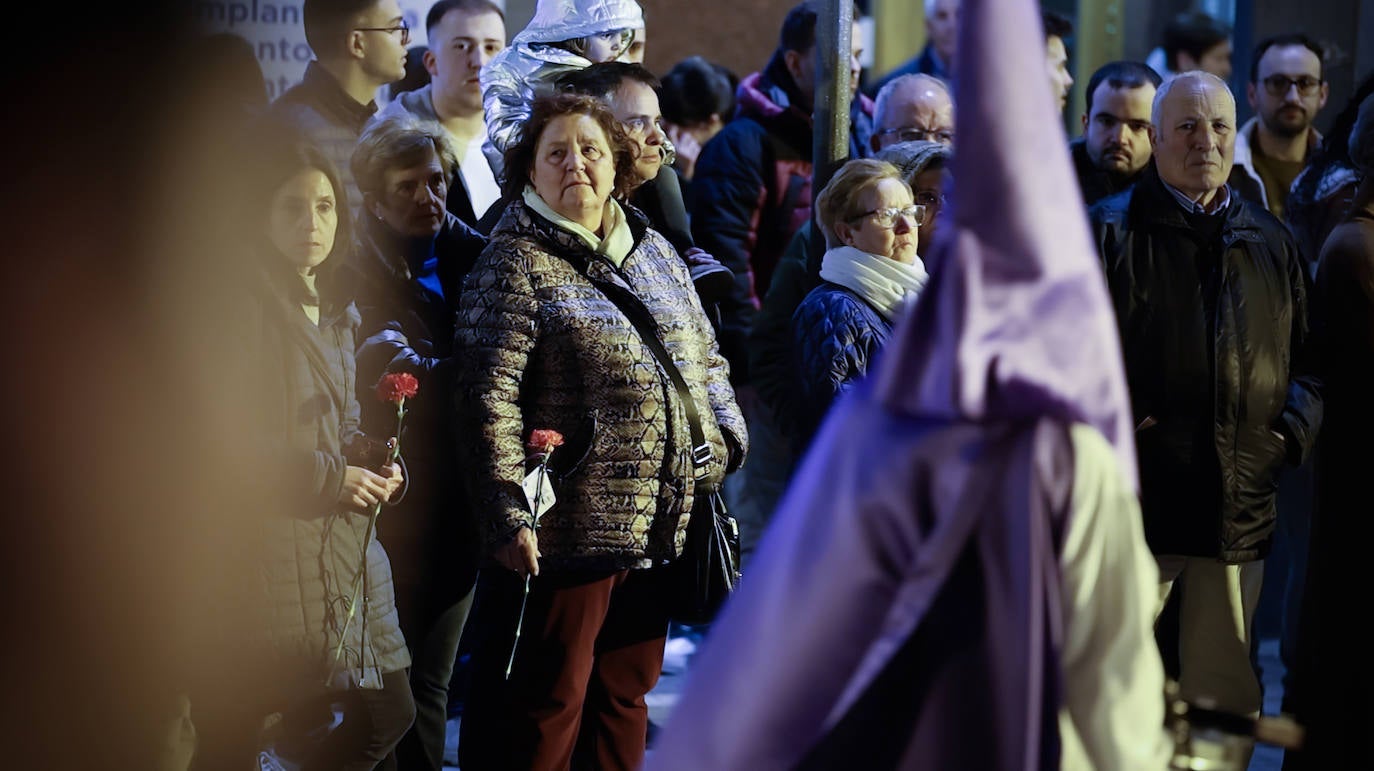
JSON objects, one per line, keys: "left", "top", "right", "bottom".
{"left": 647, "top": 0, "right": 1164, "bottom": 764}
{"left": 649, "top": 393, "right": 1075, "bottom": 769}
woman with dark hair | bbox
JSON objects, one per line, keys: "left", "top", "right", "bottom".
{"left": 241, "top": 132, "right": 414, "bottom": 771}
{"left": 347, "top": 112, "right": 488, "bottom": 770}
{"left": 454, "top": 92, "right": 745, "bottom": 771}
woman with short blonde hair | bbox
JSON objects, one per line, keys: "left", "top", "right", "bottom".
{"left": 792, "top": 157, "right": 930, "bottom": 445}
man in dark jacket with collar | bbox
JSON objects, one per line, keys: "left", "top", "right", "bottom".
{"left": 1089, "top": 71, "right": 1322, "bottom": 729}
{"left": 689, "top": 0, "right": 874, "bottom": 385}
{"left": 269, "top": 0, "right": 410, "bottom": 211}
{"left": 691, "top": 1, "right": 873, "bottom": 573}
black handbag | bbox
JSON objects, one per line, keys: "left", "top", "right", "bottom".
{"left": 551, "top": 243, "right": 741, "bottom": 624}
{"left": 666, "top": 485, "right": 741, "bottom": 625}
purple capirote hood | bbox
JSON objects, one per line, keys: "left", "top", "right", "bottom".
{"left": 872, "top": 0, "right": 1138, "bottom": 490}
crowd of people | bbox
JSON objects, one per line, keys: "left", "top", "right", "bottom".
{"left": 146, "top": 0, "right": 1372, "bottom": 768}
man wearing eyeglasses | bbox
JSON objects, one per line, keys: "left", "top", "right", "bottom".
{"left": 1233, "top": 34, "right": 1329, "bottom": 730}
{"left": 869, "top": 73, "right": 955, "bottom": 153}
{"left": 270, "top": 0, "right": 410, "bottom": 211}
{"left": 1234, "top": 34, "right": 1330, "bottom": 219}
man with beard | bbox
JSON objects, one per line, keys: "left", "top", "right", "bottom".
{"left": 1235, "top": 34, "right": 1329, "bottom": 218}
{"left": 1071, "top": 61, "right": 1161, "bottom": 205}
{"left": 1233, "top": 35, "right": 1328, "bottom": 728}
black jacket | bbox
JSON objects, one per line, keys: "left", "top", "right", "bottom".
{"left": 350, "top": 212, "right": 486, "bottom": 434}
{"left": 346, "top": 212, "right": 488, "bottom": 623}
{"left": 1284, "top": 179, "right": 1374, "bottom": 767}
{"left": 1090, "top": 166, "right": 1322, "bottom": 562}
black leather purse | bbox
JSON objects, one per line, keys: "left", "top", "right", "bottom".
{"left": 553, "top": 246, "right": 741, "bottom": 625}
{"left": 667, "top": 484, "right": 741, "bottom": 625}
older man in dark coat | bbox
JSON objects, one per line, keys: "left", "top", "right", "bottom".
{"left": 1090, "top": 71, "right": 1322, "bottom": 727}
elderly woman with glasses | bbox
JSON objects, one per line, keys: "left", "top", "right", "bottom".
{"left": 791, "top": 158, "right": 931, "bottom": 446}
{"left": 453, "top": 92, "right": 745, "bottom": 771}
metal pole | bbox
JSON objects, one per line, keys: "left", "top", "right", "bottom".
{"left": 810, "top": 0, "right": 854, "bottom": 261}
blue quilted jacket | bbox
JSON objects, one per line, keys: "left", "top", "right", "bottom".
{"left": 791, "top": 283, "right": 894, "bottom": 444}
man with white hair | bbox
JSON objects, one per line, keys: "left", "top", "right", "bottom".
{"left": 1089, "top": 71, "right": 1322, "bottom": 732}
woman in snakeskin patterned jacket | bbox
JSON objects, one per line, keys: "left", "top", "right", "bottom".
{"left": 453, "top": 93, "right": 745, "bottom": 771}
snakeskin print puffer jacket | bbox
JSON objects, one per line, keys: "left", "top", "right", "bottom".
{"left": 455, "top": 199, "right": 747, "bottom": 571}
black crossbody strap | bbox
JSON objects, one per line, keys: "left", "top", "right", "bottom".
{"left": 560, "top": 253, "right": 713, "bottom": 477}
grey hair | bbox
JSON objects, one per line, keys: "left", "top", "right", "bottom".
{"left": 351, "top": 113, "right": 460, "bottom": 199}
{"left": 875, "top": 139, "right": 951, "bottom": 187}
{"left": 1151, "top": 70, "right": 1235, "bottom": 128}
{"left": 874, "top": 73, "right": 951, "bottom": 131}
{"left": 1350, "top": 94, "right": 1374, "bottom": 176}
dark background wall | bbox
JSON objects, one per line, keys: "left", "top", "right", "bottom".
{"left": 1116, "top": 0, "right": 1373, "bottom": 134}
{"left": 639, "top": 0, "right": 799, "bottom": 81}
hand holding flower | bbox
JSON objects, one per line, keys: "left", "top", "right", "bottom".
{"left": 381, "top": 459, "right": 404, "bottom": 498}
{"left": 341, "top": 466, "right": 392, "bottom": 511}
{"left": 501, "top": 427, "right": 563, "bottom": 678}
{"left": 330, "top": 376, "right": 420, "bottom": 678}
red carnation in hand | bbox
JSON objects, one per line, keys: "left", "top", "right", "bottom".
{"left": 526, "top": 429, "right": 565, "bottom": 454}
{"left": 376, "top": 372, "right": 419, "bottom": 404}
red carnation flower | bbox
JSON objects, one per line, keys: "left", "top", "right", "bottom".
{"left": 376, "top": 372, "right": 419, "bottom": 404}
{"left": 526, "top": 429, "right": 565, "bottom": 453}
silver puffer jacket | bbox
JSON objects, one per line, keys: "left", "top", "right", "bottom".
{"left": 481, "top": 0, "right": 666, "bottom": 171}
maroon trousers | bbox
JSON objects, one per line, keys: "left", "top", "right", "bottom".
{"left": 459, "top": 567, "right": 670, "bottom": 771}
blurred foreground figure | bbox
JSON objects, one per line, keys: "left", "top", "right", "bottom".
{"left": 1284, "top": 94, "right": 1374, "bottom": 769}
{"left": 646, "top": 0, "right": 1170, "bottom": 767}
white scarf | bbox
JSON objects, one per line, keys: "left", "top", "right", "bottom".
{"left": 818, "top": 245, "right": 928, "bottom": 322}
{"left": 523, "top": 186, "right": 635, "bottom": 267}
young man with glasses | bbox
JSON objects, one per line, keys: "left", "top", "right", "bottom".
{"left": 270, "top": 0, "right": 410, "bottom": 211}
{"left": 1233, "top": 33, "right": 1328, "bottom": 730}
{"left": 1235, "top": 34, "right": 1330, "bottom": 218}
